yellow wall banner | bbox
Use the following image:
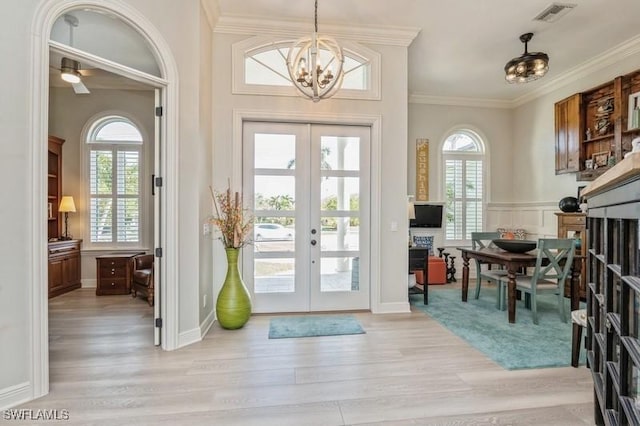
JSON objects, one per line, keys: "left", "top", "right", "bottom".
{"left": 416, "top": 139, "right": 429, "bottom": 201}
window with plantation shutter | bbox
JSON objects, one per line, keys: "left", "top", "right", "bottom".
{"left": 86, "top": 116, "right": 142, "bottom": 245}
{"left": 442, "top": 131, "right": 485, "bottom": 244}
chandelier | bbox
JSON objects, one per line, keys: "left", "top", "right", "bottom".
{"left": 287, "top": 0, "right": 344, "bottom": 102}
{"left": 504, "top": 33, "right": 549, "bottom": 84}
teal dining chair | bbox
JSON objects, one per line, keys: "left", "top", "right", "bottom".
{"left": 471, "top": 231, "right": 508, "bottom": 308}
{"left": 497, "top": 238, "right": 576, "bottom": 324}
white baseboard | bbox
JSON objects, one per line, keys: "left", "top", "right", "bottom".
{"left": 199, "top": 308, "right": 216, "bottom": 338}
{"left": 177, "top": 327, "right": 202, "bottom": 349}
{"left": 81, "top": 279, "right": 97, "bottom": 288}
{"left": 0, "top": 382, "right": 31, "bottom": 411}
{"left": 373, "top": 301, "right": 410, "bottom": 314}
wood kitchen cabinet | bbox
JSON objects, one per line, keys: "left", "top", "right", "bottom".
{"left": 555, "top": 93, "right": 581, "bottom": 174}
{"left": 554, "top": 68, "right": 640, "bottom": 181}
{"left": 48, "top": 239, "right": 81, "bottom": 298}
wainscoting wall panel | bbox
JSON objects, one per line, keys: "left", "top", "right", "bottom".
{"left": 441, "top": 201, "right": 560, "bottom": 280}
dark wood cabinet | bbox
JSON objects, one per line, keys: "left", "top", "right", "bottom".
{"left": 555, "top": 94, "right": 581, "bottom": 174}
{"left": 48, "top": 239, "right": 81, "bottom": 298}
{"left": 555, "top": 212, "right": 587, "bottom": 299}
{"left": 408, "top": 247, "right": 429, "bottom": 305}
{"left": 554, "top": 69, "right": 640, "bottom": 181}
{"left": 48, "top": 136, "right": 64, "bottom": 240}
{"left": 96, "top": 252, "right": 144, "bottom": 295}
{"left": 583, "top": 154, "right": 640, "bottom": 425}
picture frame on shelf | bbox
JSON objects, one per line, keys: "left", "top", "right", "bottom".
{"left": 592, "top": 151, "right": 610, "bottom": 168}
{"left": 628, "top": 91, "right": 640, "bottom": 130}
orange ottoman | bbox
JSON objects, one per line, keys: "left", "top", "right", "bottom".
{"left": 413, "top": 256, "right": 447, "bottom": 285}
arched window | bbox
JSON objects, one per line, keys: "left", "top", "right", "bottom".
{"left": 86, "top": 115, "right": 143, "bottom": 245}
{"left": 442, "top": 130, "right": 486, "bottom": 243}
{"left": 233, "top": 37, "right": 380, "bottom": 100}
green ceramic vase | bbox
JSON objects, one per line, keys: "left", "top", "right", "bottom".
{"left": 216, "top": 248, "right": 252, "bottom": 329}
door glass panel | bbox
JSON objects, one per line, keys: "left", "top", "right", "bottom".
{"left": 320, "top": 256, "right": 359, "bottom": 292}
{"left": 254, "top": 133, "right": 296, "bottom": 169}
{"left": 254, "top": 176, "right": 295, "bottom": 210}
{"left": 320, "top": 137, "right": 360, "bottom": 171}
{"left": 320, "top": 177, "right": 359, "bottom": 210}
{"left": 254, "top": 258, "right": 295, "bottom": 293}
{"left": 320, "top": 216, "right": 359, "bottom": 251}
{"left": 253, "top": 218, "right": 295, "bottom": 252}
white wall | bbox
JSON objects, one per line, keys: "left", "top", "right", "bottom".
{"left": 408, "top": 103, "right": 513, "bottom": 204}
{"left": 48, "top": 87, "right": 155, "bottom": 286}
{"left": 198, "top": 5, "right": 215, "bottom": 329}
{"left": 0, "top": 0, "right": 212, "bottom": 408}
{"left": 0, "top": 0, "right": 38, "bottom": 402}
{"left": 211, "top": 32, "right": 410, "bottom": 312}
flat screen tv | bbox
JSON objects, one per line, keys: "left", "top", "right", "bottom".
{"left": 410, "top": 204, "right": 443, "bottom": 228}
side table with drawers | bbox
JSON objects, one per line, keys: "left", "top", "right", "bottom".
{"left": 96, "top": 252, "right": 145, "bottom": 295}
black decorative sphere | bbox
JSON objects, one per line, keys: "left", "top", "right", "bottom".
{"left": 559, "top": 196, "right": 579, "bottom": 213}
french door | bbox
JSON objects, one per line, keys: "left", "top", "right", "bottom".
{"left": 242, "top": 122, "right": 370, "bottom": 313}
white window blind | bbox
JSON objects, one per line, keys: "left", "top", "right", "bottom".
{"left": 87, "top": 116, "right": 142, "bottom": 245}
{"left": 442, "top": 131, "right": 485, "bottom": 243}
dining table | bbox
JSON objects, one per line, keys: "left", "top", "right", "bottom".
{"left": 457, "top": 246, "right": 582, "bottom": 323}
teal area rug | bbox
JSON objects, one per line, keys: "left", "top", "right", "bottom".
{"left": 268, "top": 315, "right": 365, "bottom": 339}
{"left": 411, "top": 288, "right": 585, "bottom": 370}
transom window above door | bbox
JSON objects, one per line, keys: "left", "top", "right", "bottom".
{"left": 232, "top": 36, "right": 380, "bottom": 100}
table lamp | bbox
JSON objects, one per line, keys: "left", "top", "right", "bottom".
{"left": 58, "top": 196, "right": 76, "bottom": 240}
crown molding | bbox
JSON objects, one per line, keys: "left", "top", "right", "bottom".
{"left": 512, "top": 34, "right": 640, "bottom": 107}
{"left": 214, "top": 15, "right": 420, "bottom": 47}
{"left": 411, "top": 34, "right": 640, "bottom": 110}
{"left": 201, "top": 0, "right": 220, "bottom": 29}
{"left": 409, "top": 93, "right": 512, "bottom": 109}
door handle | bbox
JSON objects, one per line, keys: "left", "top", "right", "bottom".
{"left": 311, "top": 239, "right": 317, "bottom": 246}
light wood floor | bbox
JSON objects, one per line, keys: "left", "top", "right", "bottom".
{"left": 18, "top": 287, "right": 595, "bottom": 425}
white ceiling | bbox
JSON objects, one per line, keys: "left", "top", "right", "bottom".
{"left": 49, "top": 1, "right": 640, "bottom": 103}
{"left": 216, "top": 0, "right": 640, "bottom": 102}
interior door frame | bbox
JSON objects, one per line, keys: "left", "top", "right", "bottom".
{"left": 30, "top": 0, "right": 180, "bottom": 402}
{"left": 232, "top": 109, "right": 382, "bottom": 312}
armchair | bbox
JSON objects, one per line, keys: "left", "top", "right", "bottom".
{"left": 131, "top": 254, "right": 154, "bottom": 306}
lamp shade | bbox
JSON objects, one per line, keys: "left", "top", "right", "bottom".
{"left": 408, "top": 201, "right": 416, "bottom": 220}
{"left": 59, "top": 196, "right": 76, "bottom": 213}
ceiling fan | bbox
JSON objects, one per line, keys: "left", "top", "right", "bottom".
{"left": 54, "top": 14, "right": 90, "bottom": 95}
{"left": 58, "top": 56, "right": 90, "bottom": 94}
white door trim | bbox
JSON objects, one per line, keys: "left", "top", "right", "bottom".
{"left": 232, "top": 109, "right": 382, "bottom": 312}
{"left": 29, "top": 0, "right": 180, "bottom": 403}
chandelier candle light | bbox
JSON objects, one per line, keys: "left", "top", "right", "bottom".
{"left": 287, "top": 0, "right": 344, "bottom": 102}
{"left": 504, "top": 33, "right": 549, "bottom": 84}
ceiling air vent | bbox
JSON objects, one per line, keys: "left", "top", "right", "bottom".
{"left": 534, "top": 3, "right": 576, "bottom": 23}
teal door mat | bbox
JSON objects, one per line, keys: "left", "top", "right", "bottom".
{"left": 268, "top": 315, "right": 365, "bottom": 339}
{"left": 411, "top": 288, "right": 585, "bottom": 370}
